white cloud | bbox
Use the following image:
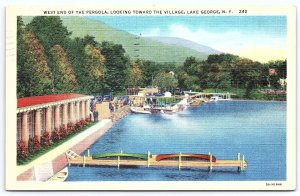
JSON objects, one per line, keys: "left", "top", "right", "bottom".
{"left": 141, "top": 28, "right": 161, "bottom": 36}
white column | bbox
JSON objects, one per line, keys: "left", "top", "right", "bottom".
{"left": 81, "top": 101, "right": 85, "bottom": 121}
{"left": 54, "top": 105, "right": 60, "bottom": 129}
{"left": 70, "top": 102, "right": 75, "bottom": 124}
{"left": 21, "top": 112, "right": 29, "bottom": 147}
{"left": 45, "top": 107, "right": 52, "bottom": 136}
{"left": 62, "top": 103, "right": 68, "bottom": 127}
{"left": 85, "top": 100, "right": 90, "bottom": 119}
{"left": 76, "top": 101, "right": 80, "bottom": 122}
{"left": 34, "top": 109, "right": 42, "bottom": 142}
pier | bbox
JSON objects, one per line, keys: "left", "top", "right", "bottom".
{"left": 66, "top": 150, "right": 247, "bottom": 171}
{"left": 184, "top": 91, "right": 235, "bottom": 100}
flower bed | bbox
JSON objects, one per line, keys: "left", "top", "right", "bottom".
{"left": 17, "top": 121, "right": 95, "bottom": 165}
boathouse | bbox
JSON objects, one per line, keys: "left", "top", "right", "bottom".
{"left": 17, "top": 93, "right": 93, "bottom": 147}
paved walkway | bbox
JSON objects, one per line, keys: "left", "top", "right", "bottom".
{"left": 16, "top": 119, "right": 112, "bottom": 176}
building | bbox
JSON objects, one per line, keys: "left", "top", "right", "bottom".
{"left": 268, "top": 68, "right": 278, "bottom": 76}
{"left": 164, "top": 91, "right": 172, "bottom": 97}
{"left": 17, "top": 93, "right": 93, "bottom": 147}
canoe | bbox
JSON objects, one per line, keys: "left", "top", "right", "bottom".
{"left": 156, "top": 154, "right": 217, "bottom": 162}
{"left": 92, "top": 152, "right": 148, "bottom": 160}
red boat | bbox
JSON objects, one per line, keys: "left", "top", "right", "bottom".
{"left": 156, "top": 154, "right": 217, "bottom": 162}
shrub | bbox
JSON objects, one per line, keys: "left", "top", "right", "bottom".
{"left": 85, "top": 117, "right": 90, "bottom": 122}
{"left": 41, "top": 132, "right": 53, "bottom": 148}
{"left": 28, "top": 135, "right": 41, "bottom": 154}
{"left": 60, "top": 125, "right": 68, "bottom": 138}
{"left": 52, "top": 128, "right": 61, "bottom": 142}
{"left": 17, "top": 141, "right": 30, "bottom": 161}
{"left": 68, "top": 122, "right": 76, "bottom": 134}
{"left": 76, "top": 121, "right": 83, "bottom": 130}
{"left": 81, "top": 119, "right": 87, "bottom": 127}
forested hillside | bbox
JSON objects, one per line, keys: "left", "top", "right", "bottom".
{"left": 17, "top": 16, "right": 286, "bottom": 100}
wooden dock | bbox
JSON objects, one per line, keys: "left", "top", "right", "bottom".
{"left": 66, "top": 150, "right": 247, "bottom": 171}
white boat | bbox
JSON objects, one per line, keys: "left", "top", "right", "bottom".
{"left": 47, "top": 167, "right": 68, "bottom": 182}
{"left": 209, "top": 95, "right": 232, "bottom": 102}
{"left": 210, "top": 96, "right": 220, "bottom": 102}
{"left": 176, "top": 98, "right": 188, "bottom": 110}
{"left": 130, "top": 107, "right": 151, "bottom": 114}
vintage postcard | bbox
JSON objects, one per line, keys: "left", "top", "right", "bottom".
{"left": 6, "top": 5, "right": 296, "bottom": 190}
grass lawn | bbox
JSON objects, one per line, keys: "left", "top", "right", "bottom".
{"left": 158, "top": 97, "right": 182, "bottom": 105}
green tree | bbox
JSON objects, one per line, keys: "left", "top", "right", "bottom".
{"left": 206, "top": 53, "right": 239, "bottom": 65}
{"left": 17, "top": 16, "right": 27, "bottom": 98}
{"left": 266, "top": 60, "right": 287, "bottom": 79}
{"left": 153, "top": 71, "right": 178, "bottom": 92}
{"left": 49, "top": 45, "right": 78, "bottom": 93}
{"left": 232, "top": 58, "right": 262, "bottom": 97}
{"left": 101, "top": 41, "right": 129, "bottom": 94}
{"left": 21, "top": 31, "right": 53, "bottom": 96}
{"left": 277, "top": 60, "right": 287, "bottom": 79}
{"left": 83, "top": 44, "right": 106, "bottom": 94}
{"left": 207, "top": 63, "right": 231, "bottom": 91}
{"left": 127, "top": 60, "right": 144, "bottom": 88}
{"left": 66, "top": 37, "right": 89, "bottom": 93}
{"left": 85, "top": 44, "right": 106, "bottom": 79}
{"left": 184, "top": 75, "right": 201, "bottom": 92}
{"left": 179, "top": 56, "right": 212, "bottom": 91}
{"left": 26, "top": 16, "right": 71, "bottom": 61}
{"left": 177, "top": 70, "right": 189, "bottom": 90}
{"left": 183, "top": 56, "right": 197, "bottom": 75}
{"left": 83, "top": 35, "right": 98, "bottom": 47}
{"left": 140, "top": 60, "right": 160, "bottom": 86}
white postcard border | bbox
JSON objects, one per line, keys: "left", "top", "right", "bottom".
{"left": 5, "top": 5, "right": 297, "bottom": 190}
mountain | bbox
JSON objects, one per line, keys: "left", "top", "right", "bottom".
{"left": 145, "top": 36, "right": 221, "bottom": 55}
{"left": 22, "top": 16, "right": 218, "bottom": 64}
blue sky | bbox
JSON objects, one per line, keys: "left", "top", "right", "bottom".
{"left": 87, "top": 16, "right": 287, "bottom": 62}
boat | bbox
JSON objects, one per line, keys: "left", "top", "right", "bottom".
{"left": 209, "top": 96, "right": 220, "bottom": 102}
{"left": 47, "top": 167, "right": 68, "bottom": 182}
{"left": 209, "top": 96, "right": 232, "bottom": 102}
{"left": 209, "top": 93, "right": 232, "bottom": 102}
{"left": 151, "top": 107, "right": 176, "bottom": 114}
{"left": 130, "top": 107, "right": 151, "bottom": 114}
{"left": 190, "top": 98, "right": 203, "bottom": 106}
{"left": 156, "top": 153, "right": 217, "bottom": 162}
{"left": 92, "top": 152, "right": 148, "bottom": 160}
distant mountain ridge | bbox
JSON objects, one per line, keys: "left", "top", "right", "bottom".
{"left": 23, "top": 16, "right": 221, "bottom": 64}
{"left": 145, "top": 36, "right": 222, "bottom": 55}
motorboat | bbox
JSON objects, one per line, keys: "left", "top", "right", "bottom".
{"left": 130, "top": 107, "right": 151, "bottom": 114}
{"left": 209, "top": 96, "right": 220, "bottom": 102}
{"left": 209, "top": 95, "right": 232, "bottom": 102}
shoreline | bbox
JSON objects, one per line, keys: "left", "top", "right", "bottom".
{"left": 229, "top": 99, "right": 286, "bottom": 102}
{"left": 111, "top": 105, "right": 131, "bottom": 123}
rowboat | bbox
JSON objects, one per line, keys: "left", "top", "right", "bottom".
{"left": 47, "top": 167, "right": 68, "bottom": 182}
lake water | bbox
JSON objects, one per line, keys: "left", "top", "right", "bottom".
{"left": 67, "top": 101, "right": 286, "bottom": 181}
